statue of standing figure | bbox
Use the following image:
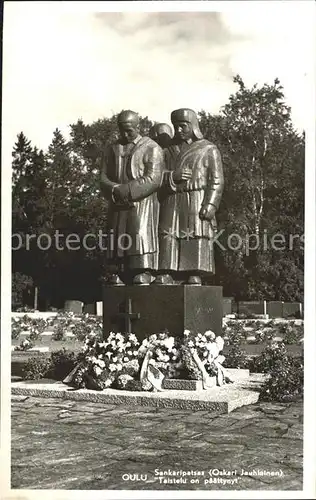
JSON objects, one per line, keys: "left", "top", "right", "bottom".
{"left": 100, "top": 110, "right": 164, "bottom": 285}
{"left": 156, "top": 108, "right": 224, "bottom": 285}
{"left": 149, "top": 123, "right": 173, "bottom": 149}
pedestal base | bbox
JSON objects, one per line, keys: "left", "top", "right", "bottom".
{"left": 102, "top": 285, "right": 223, "bottom": 340}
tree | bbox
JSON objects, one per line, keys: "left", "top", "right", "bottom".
{"left": 199, "top": 76, "right": 304, "bottom": 300}
{"left": 12, "top": 272, "right": 34, "bottom": 310}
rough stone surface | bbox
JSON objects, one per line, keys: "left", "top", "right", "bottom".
{"left": 11, "top": 396, "right": 303, "bottom": 490}
{"left": 161, "top": 373, "right": 250, "bottom": 390}
{"left": 162, "top": 379, "right": 207, "bottom": 391}
{"left": 12, "top": 374, "right": 264, "bottom": 413}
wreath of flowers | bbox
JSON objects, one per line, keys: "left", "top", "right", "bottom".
{"left": 65, "top": 332, "right": 141, "bottom": 390}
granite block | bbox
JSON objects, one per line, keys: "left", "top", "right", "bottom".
{"left": 102, "top": 285, "right": 223, "bottom": 340}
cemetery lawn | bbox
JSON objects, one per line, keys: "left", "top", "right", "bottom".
{"left": 11, "top": 396, "right": 303, "bottom": 490}
{"left": 11, "top": 338, "right": 303, "bottom": 356}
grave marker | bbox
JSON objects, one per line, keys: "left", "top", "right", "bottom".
{"left": 64, "top": 300, "right": 83, "bottom": 314}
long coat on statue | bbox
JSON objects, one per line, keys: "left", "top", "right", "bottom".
{"left": 158, "top": 139, "right": 224, "bottom": 275}
{"left": 100, "top": 135, "right": 164, "bottom": 270}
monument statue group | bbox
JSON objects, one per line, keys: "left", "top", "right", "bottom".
{"left": 65, "top": 109, "right": 234, "bottom": 391}
{"left": 100, "top": 108, "right": 224, "bottom": 287}
{"left": 100, "top": 108, "right": 224, "bottom": 339}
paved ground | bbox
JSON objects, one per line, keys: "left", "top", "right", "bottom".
{"left": 11, "top": 396, "right": 303, "bottom": 491}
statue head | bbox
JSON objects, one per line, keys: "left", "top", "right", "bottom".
{"left": 149, "top": 123, "right": 173, "bottom": 148}
{"left": 171, "top": 108, "right": 203, "bottom": 142}
{"left": 117, "top": 110, "right": 140, "bottom": 143}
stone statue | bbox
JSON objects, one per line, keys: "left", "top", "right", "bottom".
{"left": 149, "top": 123, "right": 173, "bottom": 149}
{"left": 156, "top": 108, "right": 224, "bottom": 285}
{"left": 100, "top": 110, "right": 164, "bottom": 285}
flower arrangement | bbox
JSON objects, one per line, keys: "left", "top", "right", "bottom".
{"left": 64, "top": 332, "right": 141, "bottom": 390}
{"left": 138, "top": 332, "right": 181, "bottom": 378}
{"left": 181, "top": 330, "right": 233, "bottom": 386}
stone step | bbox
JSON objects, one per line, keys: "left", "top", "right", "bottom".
{"left": 11, "top": 373, "right": 266, "bottom": 413}
{"left": 162, "top": 378, "right": 214, "bottom": 391}
{"left": 162, "top": 369, "right": 250, "bottom": 391}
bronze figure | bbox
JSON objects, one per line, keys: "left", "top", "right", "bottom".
{"left": 149, "top": 123, "right": 173, "bottom": 149}
{"left": 156, "top": 108, "right": 224, "bottom": 285}
{"left": 100, "top": 110, "right": 164, "bottom": 285}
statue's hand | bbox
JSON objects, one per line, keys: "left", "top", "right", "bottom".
{"left": 113, "top": 184, "right": 130, "bottom": 204}
{"left": 172, "top": 168, "right": 191, "bottom": 184}
{"left": 199, "top": 204, "right": 216, "bottom": 221}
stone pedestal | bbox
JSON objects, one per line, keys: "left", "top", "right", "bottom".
{"left": 102, "top": 285, "right": 223, "bottom": 341}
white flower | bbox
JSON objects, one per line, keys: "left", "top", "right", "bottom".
{"left": 98, "top": 360, "right": 105, "bottom": 368}
{"left": 112, "top": 356, "right": 118, "bottom": 362}
{"left": 205, "top": 330, "right": 216, "bottom": 340}
{"left": 98, "top": 342, "right": 107, "bottom": 349}
{"left": 117, "top": 363, "right": 123, "bottom": 371}
{"left": 105, "top": 351, "right": 112, "bottom": 359}
{"left": 104, "top": 378, "right": 113, "bottom": 387}
{"left": 127, "top": 350, "right": 133, "bottom": 356}
{"left": 215, "top": 336, "right": 224, "bottom": 351}
{"left": 90, "top": 356, "right": 98, "bottom": 364}
{"left": 133, "top": 350, "right": 138, "bottom": 356}
{"left": 206, "top": 342, "right": 219, "bottom": 361}
{"left": 123, "top": 356, "right": 129, "bottom": 362}
{"left": 184, "top": 330, "right": 190, "bottom": 336}
{"left": 164, "top": 337, "right": 175, "bottom": 350}
{"left": 188, "top": 340, "right": 194, "bottom": 347}
{"left": 126, "top": 341, "right": 132, "bottom": 347}
{"left": 109, "top": 363, "right": 116, "bottom": 372}
{"left": 94, "top": 366, "right": 102, "bottom": 376}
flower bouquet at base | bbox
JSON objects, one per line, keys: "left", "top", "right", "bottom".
{"left": 137, "top": 332, "right": 182, "bottom": 391}
{"left": 181, "top": 330, "right": 234, "bottom": 387}
{"left": 63, "top": 332, "right": 140, "bottom": 390}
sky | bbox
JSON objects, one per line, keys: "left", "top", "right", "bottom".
{"left": 2, "top": 1, "right": 314, "bottom": 158}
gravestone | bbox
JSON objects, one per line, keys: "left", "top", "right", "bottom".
{"left": 83, "top": 303, "right": 96, "bottom": 315}
{"left": 267, "top": 301, "right": 284, "bottom": 318}
{"left": 64, "top": 300, "right": 83, "bottom": 314}
{"left": 223, "top": 297, "right": 233, "bottom": 316}
{"left": 237, "top": 300, "right": 266, "bottom": 316}
{"left": 283, "top": 302, "right": 302, "bottom": 318}
{"left": 96, "top": 301, "right": 103, "bottom": 317}
{"left": 102, "top": 285, "right": 223, "bottom": 341}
